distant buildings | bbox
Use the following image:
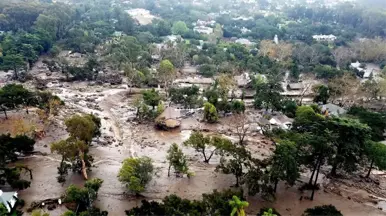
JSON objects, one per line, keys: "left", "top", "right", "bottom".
{"left": 232, "top": 16, "right": 253, "bottom": 21}
{"left": 193, "top": 26, "right": 214, "bottom": 34}
{"left": 195, "top": 19, "right": 216, "bottom": 27}
{"left": 193, "top": 19, "right": 215, "bottom": 35}
{"left": 126, "top": 8, "right": 157, "bottom": 25}
{"left": 235, "top": 73, "right": 251, "bottom": 87}
{"left": 312, "top": 34, "right": 337, "bottom": 42}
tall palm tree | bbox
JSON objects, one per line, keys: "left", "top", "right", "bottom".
{"left": 229, "top": 196, "right": 249, "bottom": 216}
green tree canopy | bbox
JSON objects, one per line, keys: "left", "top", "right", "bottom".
{"left": 142, "top": 89, "right": 161, "bottom": 110}
{"left": 303, "top": 205, "right": 343, "bottom": 216}
{"left": 172, "top": 21, "right": 189, "bottom": 35}
{"left": 204, "top": 102, "right": 219, "bottom": 123}
{"left": 118, "top": 157, "right": 154, "bottom": 194}
{"left": 167, "top": 143, "right": 191, "bottom": 177}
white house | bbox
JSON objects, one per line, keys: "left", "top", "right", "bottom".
{"left": 312, "top": 34, "right": 337, "bottom": 42}
{"left": 235, "top": 38, "right": 255, "bottom": 46}
{"left": 193, "top": 26, "right": 213, "bottom": 34}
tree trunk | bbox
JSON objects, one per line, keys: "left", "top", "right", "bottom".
{"left": 366, "top": 159, "right": 374, "bottom": 178}
{"left": 79, "top": 150, "right": 88, "bottom": 180}
{"left": 309, "top": 161, "right": 318, "bottom": 185}
{"left": 274, "top": 179, "right": 278, "bottom": 193}
{"left": 3, "top": 109, "right": 7, "bottom": 119}
{"left": 202, "top": 149, "right": 208, "bottom": 163}
{"left": 311, "top": 159, "right": 321, "bottom": 201}
{"left": 206, "top": 150, "right": 216, "bottom": 164}
{"left": 331, "top": 161, "right": 338, "bottom": 176}
{"left": 330, "top": 145, "right": 341, "bottom": 176}
{"left": 235, "top": 176, "right": 239, "bottom": 187}
{"left": 168, "top": 164, "right": 171, "bottom": 177}
{"left": 14, "top": 66, "right": 18, "bottom": 80}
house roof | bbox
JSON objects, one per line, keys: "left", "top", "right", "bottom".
{"left": 321, "top": 103, "right": 347, "bottom": 116}
{"left": 235, "top": 73, "right": 251, "bottom": 87}
{"left": 158, "top": 107, "right": 181, "bottom": 120}
{"left": 288, "top": 83, "right": 304, "bottom": 90}
{"left": 270, "top": 115, "right": 294, "bottom": 125}
{"left": 363, "top": 70, "right": 373, "bottom": 78}
{"left": 174, "top": 77, "right": 214, "bottom": 85}
{"left": 235, "top": 38, "right": 255, "bottom": 46}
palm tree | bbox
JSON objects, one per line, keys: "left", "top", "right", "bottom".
{"left": 229, "top": 195, "right": 249, "bottom": 216}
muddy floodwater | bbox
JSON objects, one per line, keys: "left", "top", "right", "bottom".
{"left": 13, "top": 82, "right": 386, "bottom": 216}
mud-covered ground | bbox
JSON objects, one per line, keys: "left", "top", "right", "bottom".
{"left": 0, "top": 79, "right": 379, "bottom": 216}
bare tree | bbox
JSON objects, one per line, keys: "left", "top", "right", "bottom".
{"left": 260, "top": 40, "right": 293, "bottom": 62}
{"left": 328, "top": 73, "right": 360, "bottom": 106}
{"left": 350, "top": 38, "right": 386, "bottom": 62}
{"left": 231, "top": 114, "right": 250, "bottom": 145}
{"left": 332, "top": 47, "right": 354, "bottom": 69}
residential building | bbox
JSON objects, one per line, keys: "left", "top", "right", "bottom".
{"left": 193, "top": 26, "right": 213, "bottom": 34}
{"left": 312, "top": 34, "right": 337, "bottom": 42}
{"left": 235, "top": 38, "right": 255, "bottom": 46}
{"left": 235, "top": 73, "right": 251, "bottom": 87}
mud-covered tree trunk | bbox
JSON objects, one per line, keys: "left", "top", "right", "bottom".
{"left": 274, "top": 179, "right": 279, "bottom": 193}
{"left": 202, "top": 149, "right": 208, "bottom": 163}
{"left": 309, "top": 161, "right": 318, "bottom": 185}
{"left": 13, "top": 65, "right": 19, "bottom": 80}
{"left": 311, "top": 158, "right": 322, "bottom": 201}
{"left": 330, "top": 144, "right": 342, "bottom": 176}
{"left": 366, "top": 159, "right": 374, "bottom": 178}
{"left": 2, "top": 108, "right": 7, "bottom": 119}
{"left": 205, "top": 150, "right": 216, "bottom": 164}
{"left": 79, "top": 150, "right": 88, "bottom": 180}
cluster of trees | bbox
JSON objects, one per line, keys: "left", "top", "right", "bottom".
{"left": 0, "top": 84, "right": 62, "bottom": 119}
{"left": 169, "top": 104, "right": 386, "bottom": 203}
{"left": 51, "top": 114, "right": 101, "bottom": 183}
{"left": 133, "top": 89, "right": 164, "bottom": 122}
{"left": 270, "top": 105, "right": 386, "bottom": 200}
{"left": 0, "top": 134, "right": 35, "bottom": 190}
{"left": 61, "top": 178, "right": 108, "bottom": 216}
{"left": 287, "top": 3, "right": 386, "bottom": 39}
{"left": 125, "top": 188, "right": 343, "bottom": 216}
